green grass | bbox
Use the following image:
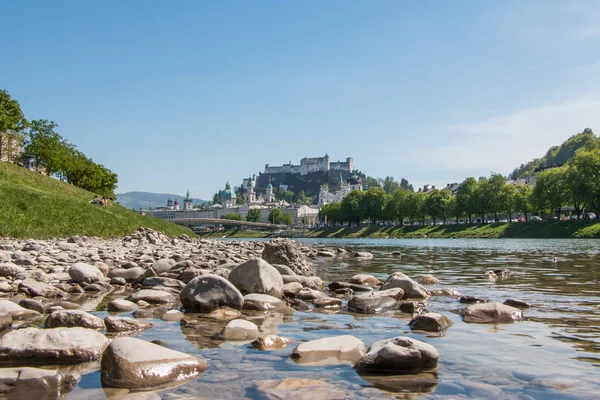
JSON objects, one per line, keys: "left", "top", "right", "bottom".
{"left": 0, "top": 162, "right": 194, "bottom": 239}
{"left": 309, "top": 220, "right": 600, "bottom": 239}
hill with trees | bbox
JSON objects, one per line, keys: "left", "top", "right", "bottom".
{"left": 510, "top": 128, "right": 599, "bottom": 179}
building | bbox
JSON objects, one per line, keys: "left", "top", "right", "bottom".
{"left": 220, "top": 182, "right": 237, "bottom": 208}
{"left": 264, "top": 154, "right": 354, "bottom": 176}
{"left": 318, "top": 173, "right": 363, "bottom": 207}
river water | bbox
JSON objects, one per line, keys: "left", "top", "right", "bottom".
{"left": 66, "top": 238, "right": 600, "bottom": 399}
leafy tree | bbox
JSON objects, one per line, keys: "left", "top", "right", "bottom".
{"left": 498, "top": 184, "right": 518, "bottom": 222}
{"left": 473, "top": 177, "right": 493, "bottom": 222}
{"left": 360, "top": 187, "right": 387, "bottom": 224}
{"left": 363, "top": 176, "right": 380, "bottom": 190}
{"left": 212, "top": 192, "right": 220, "bottom": 205}
{"left": 383, "top": 188, "right": 409, "bottom": 224}
{"left": 455, "top": 177, "right": 477, "bottom": 223}
{"left": 24, "top": 120, "right": 69, "bottom": 176}
{"left": 341, "top": 190, "right": 365, "bottom": 225}
{"left": 382, "top": 176, "right": 399, "bottom": 194}
{"left": 295, "top": 190, "right": 312, "bottom": 205}
{"left": 399, "top": 178, "right": 414, "bottom": 192}
{"left": 567, "top": 148, "right": 600, "bottom": 218}
{"left": 533, "top": 166, "right": 569, "bottom": 219}
{"left": 516, "top": 184, "right": 534, "bottom": 221}
{"left": 268, "top": 208, "right": 283, "bottom": 224}
{"left": 405, "top": 191, "right": 426, "bottom": 224}
{"left": 246, "top": 208, "right": 262, "bottom": 222}
{"left": 321, "top": 202, "right": 342, "bottom": 225}
{"left": 276, "top": 188, "right": 294, "bottom": 203}
{"left": 489, "top": 172, "right": 507, "bottom": 222}
{"left": 223, "top": 213, "right": 243, "bottom": 221}
{"left": 424, "top": 189, "right": 452, "bottom": 224}
{"left": 0, "top": 90, "right": 28, "bottom": 163}
{"left": 280, "top": 213, "right": 294, "bottom": 226}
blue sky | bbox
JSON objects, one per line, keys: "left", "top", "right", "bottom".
{"left": 3, "top": 1, "right": 600, "bottom": 199}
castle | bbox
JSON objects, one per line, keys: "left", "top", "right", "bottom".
{"left": 264, "top": 154, "right": 353, "bottom": 176}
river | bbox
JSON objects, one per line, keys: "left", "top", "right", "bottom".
{"left": 67, "top": 238, "right": 600, "bottom": 399}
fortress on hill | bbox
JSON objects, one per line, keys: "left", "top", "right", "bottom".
{"left": 264, "top": 154, "right": 354, "bottom": 176}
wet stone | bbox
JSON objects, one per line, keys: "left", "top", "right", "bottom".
{"left": 105, "top": 316, "right": 153, "bottom": 332}
{"left": 504, "top": 299, "right": 531, "bottom": 309}
{"left": 409, "top": 312, "right": 452, "bottom": 332}
{"left": 459, "top": 295, "right": 488, "bottom": 304}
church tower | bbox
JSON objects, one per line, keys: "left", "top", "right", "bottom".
{"left": 265, "top": 178, "right": 275, "bottom": 202}
{"left": 183, "top": 189, "right": 193, "bottom": 210}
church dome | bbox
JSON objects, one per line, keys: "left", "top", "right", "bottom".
{"left": 222, "top": 182, "right": 236, "bottom": 200}
{"left": 266, "top": 182, "right": 273, "bottom": 190}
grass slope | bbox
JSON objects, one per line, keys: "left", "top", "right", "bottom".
{"left": 0, "top": 162, "right": 194, "bottom": 239}
{"left": 307, "top": 221, "right": 600, "bottom": 239}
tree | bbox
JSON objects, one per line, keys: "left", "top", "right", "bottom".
{"left": 498, "top": 184, "right": 518, "bottom": 222}
{"left": 0, "top": 90, "right": 28, "bottom": 163}
{"left": 341, "top": 190, "right": 365, "bottom": 225}
{"left": 268, "top": 208, "right": 283, "bottom": 224}
{"left": 212, "top": 192, "right": 220, "bottom": 205}
{"left": 516, "top": 184, "right": 534, "bottom": 221}
{"left": 405, "top": 191, "right": 426, "bottom": 224}
{"left": 455, "top": 177, "right": 477, "bottom": 223}
{"left": 382, "top": 176, "right": 399, "bottom": 194}
{"left": 567, "top": 148, "right": 600, "bottom": 218}
{"left": 489, "top": 172, "right": 507, "bottom": 222}
{"left": 246, "top": 208, "right": 262, "bottom": 222}
{"left": 276, "top": 188, "right": 294, "bottom": 203}
{"left": 533, "top": 166, "right": 569, "bottom": 219}
{"left": 360, "top": 187, "right": 387, "bottom": 224}
{"left": 24, "top": 120, "right": 70, "bottom": 176}
{"left": 473, "top": 177, "right": 493, "bottom": 222}
{"left": 295, "top": 190, "right": 312, "bottom": 205}
{"left": 399, "top": 178, "right": 414, "bottom": 192}
{"left": 321, "top": 202, "right": 342, "bottom": 225}
{"left": 223, "top": 213, "right": 243, "bottom": 221}
{"left": 280, "top": 213, "right": 294, "bottom": 226}
{"left": 424, "top": 189, "right": 452, "bottom": 224}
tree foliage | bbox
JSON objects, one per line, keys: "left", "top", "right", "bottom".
{"left": 0, "top": 89, "right": 28, "bottom": 162}
{"left": 246, "top": 208, "right": 262, "bottom": 222}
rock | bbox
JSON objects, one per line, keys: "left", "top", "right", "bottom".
{"left": 180, "top": 275, "right": 244, "bottom": 312}
{"left": 108, "top": 267, "right": 145, "bottom": 283}
{"left": 228, "top": 259, "right": 284, "bottom": 299}
{"left": 429, "top": 288, "right": 461, "bottom": 297}
{"left": 271, "top": 264, "right": 296, "bottom": 276}
{"left": 290, "top": 335, "right": 366, "bottom": 365}
{"left": 107, "top": 299, "right": 138, "bottom": 312}
{"left": 503, "top": 299, "right": 531, "bottom": 309}
{"left": 251, "top": 335, "right": 291, "bottom": 350}
{"left": 18, "top": 299, "right": 45, "bottom": 314}
{"left": 110, "top": 277, "right": 127, "bottom": 285}
{"left": 262, "top": 239, "right": 314, "bottom": 276}
{"left": 353, "top": 252, "right": 373, "bottom": 259}
{"left": 161, "top": 310, "right": 184, "bottom": 322}
{"left": 150, "top": 258, "right": 176, "bottom": 275}
{"left": 359, "top": 372, "right": 439, "bottom": 394}
{"left": 409, "top": 312, "right": 452, "bottom": 332}
{"left": 317, "top": 250, "right": 336, "bottom": 258}
{"left": 399, "top": 301, "right": 426, "bottom": 314}
{"left": 0, "top": 327, "right": 110, "bottom": 364}
{"left": 328, "top": 281, "right": 373, "bottom": 293}
{"left": 18, "top": 279, "right": 65, "bottom": 298}
{"left": 127, "top": 289, "right": 176, "bottom": 305}
{"left": 347, "top": 294, "right": 397, "bottom": 314}
{"left": 68, "top": 262, "right": 104, "bottom": 284}
{"left": 105, "top": 316, "right": 153, "bottom": 332}
{"left": 281, "top": 275, "right": 324, "bottom": 290}
{"left": 94, "top": 261, "right": 110, "bottom": 276}
{"left": 0, "top": 281, "right": 13, "bottom": 293}
{"left": 0, "top": 262, "right": 25, "bottom": 277}
{"left": 459, "top": 295, "right": 488, "bottom": 304}
{"left": 380, "top": 272, "right": 429, "bottom": 299}
{"left": 314, "top": 297, "right": 342, "bottom": 308}
{"left": 206, "top": 307, "right": 242, "bottom": 320}
{"left": 242, "top": 293, "right": 286, "bottom": 311}
{"left": 390, "top": 251, "right": 403, "bottom": 256}
{"left": 221, "top": 319, "right": 259, "bottom": 340}
{"left": 0, "top": 313, "right": 11, "bottom": 331}
{"left": 282, "top": 282, "right": 303, "bottom": 296}
{"left": 295, "top": 288, "right": 329, "bottom": 302}
{"left": 254, "top": 378, "right": 347, "bottom": 400}
{"left": 0, "top": 300, "right": 41, "bottom": 320}
{"left": 348, "top": 274, "right": 380, "bottom": 286}
{"left": 418, "top": 275, "right": 440, "bottom": 285}
{"left": 355, "top": 336, "right": 439, "bottom": 372}
{"left": 0, "top": 367, "right": 80, "bottom": 399}
{"left": 45, "top": 310, "right": 106, "bottom": 330}
{"left": 101, "top": 336, "right": 207, "bottom": 389}
{"left": 378, "top": 288, "right": 405, "bottom": 300}
{"left": 461, "top": 302, "right": 522, "bottom": 323}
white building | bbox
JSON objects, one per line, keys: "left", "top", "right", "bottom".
{"left": 318, "top": 174, "right": 363, "bottom": 207}
{"left": 264, "top": 154, "right": 354, "bottom": 176}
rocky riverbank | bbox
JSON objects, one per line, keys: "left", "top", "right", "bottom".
{"left": 0, "top": 228, "right": 527, "bottom": 398}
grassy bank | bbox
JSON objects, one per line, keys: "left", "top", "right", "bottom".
{"left": 306, "top": 221, "right": 600, "bottom": 239}
{"left": 0, "top": 162, "right": 193, "bottom": 239}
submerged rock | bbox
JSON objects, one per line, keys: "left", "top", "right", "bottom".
{"left": 355, "top": 336, "right": 439, "bottom": 372}
{"left": 180, "top": 274, "right": 244, "bottom": 312}
{"left": 503, "top": 299, "right": 531, "bottom": 309}
{"left": 254, "top": 378, "right": 347, "bottom": 400}
{"left": 221, "top": 319, "right": 259, "bottom": 341}
{"left": 408, "top": 313, "right": 452, "bottom": 332}
{"left": 347, "top": 294, "right": 397, "bottom": 314}
{"left": 252, "top": 335, "right": 291, "bottom": 351}
{"left": 101, "top": 336, "right": 207, "bottom": 389}
{"left": 0, "top": 367, "right": 80, "bottom": 399}
{"left": 461, "top": 302, "right": 522, "bottom": 323}
{"left": 104, "top": 316, "right": 153, "bottom": 332}
{"left": 0, "top": 327, "right": 110, "bottom": 364}
{"left": 290, "top": 335, "right": 366, "bottom": 365}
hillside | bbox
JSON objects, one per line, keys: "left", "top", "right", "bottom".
{"left": 0, "top": 162, "right": 194, "bottom": 239}
{"left": 510, "top": 128, "right": 598, "bottom": 179}
{"left": 116, "top": 191, "right": 208, "bottom": 210}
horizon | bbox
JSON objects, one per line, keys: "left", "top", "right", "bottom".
{"left": 2, "top": 1, "right": 600, "bottom": 199}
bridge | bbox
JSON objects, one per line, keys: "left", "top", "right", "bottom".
{"left": 170, "top": 217, "right": 286, "bottom": 230}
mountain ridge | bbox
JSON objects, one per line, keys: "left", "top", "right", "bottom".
{"left": 116, "top": 191, "right": 208, "bottom": 210}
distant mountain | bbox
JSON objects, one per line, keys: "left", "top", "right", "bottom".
{"left": 116, "top": 191, "right": 208, "bottom": 210}
{"left": 509, "top": 128, "right": 599, "bottom": 180}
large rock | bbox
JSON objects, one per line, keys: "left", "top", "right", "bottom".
{"left": 126, "top": 289, "right": 176, "bottom": 305}
{"left": 180, "top": 274, "right": 244, "bottom": 312}
{"left": 68, "top": 262, "right": 103, "bottom": 284}
{"left": 0, "top": 263, "right": 25, "bottom": 277}
{"left": 221, "top": 319, "right": 259, "bottom": 340}
{"left": 150, "top": 258, "right": 176, "bottom": 275}
{"left": 101, "top": 337, "right": 207, "bottom": 389}
{"left": 45, "top": 310, "right": 106, "bottom": 330}
{"left": 107, "top": 299, "right": 138, "bottom": 312}
{"left": 262, "top": 239, "right": 313, "bottom": 276}
{"left": 291, "top": 335, "right": 366, "bottom": 365}
{"left": 0, "top": 367, "right": 80, "bottom": 399}
{"left": 0, "top": 314, "right": 12, "bottom": 331}
{"left": 461, "top": 302, "right": 522, "bottom": 323}
{"left": 18, "top": 279, "right": 65, "bottom": 298}
{"left": 242, "top": 293, "right": 287, "bottom": 311}
{"left": 347, "top": 294, "right": 397, "bottom": 314}
{"left": 108, "top": 267, "right": 145, "bottom": 283}
{"left": 355, "top": 336, "right": 439, "bottom": 372}
{"left": 409, "top": 313, "right": 452, "bottom": 332}
{"left": 380, "top": 272, "right": 429, "bottom": 299}
{"left": 228, "top": 259, "right": 284, "bottom": 298}
{"left": 281, "top": 275, "right": 324, "bottom": 290}
{"left": 105, "top": 316, "right": 153, "bottom": 332}
{"left": 0, "top": 327, "right": 110, "bottom": 364}
{"left": 0, "top": 300, "right": 41, "bottom": 320}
